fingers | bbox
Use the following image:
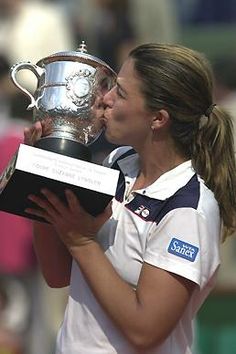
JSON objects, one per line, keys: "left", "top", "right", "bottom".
{"left": 95, "top": 201, "right": 112, "bottom": 226}
{"left": 40, "top": 189, "right": 68, "bottom": 216}
{"left": 25, "top": 188, "right": 111, "bottom": 239}
{"left": 104, "top": 201, "right": 113, "bottom": 218}
{"left": 25, "top": 192, "right": 53, "bottom": 222}
{"left": 26, "top": 189, "right": 64, "bottom": 222}
{"left": 23, "top": 119, "right": 53, "bottom": 146}
{"left": 41, "top": 119, "right": 53, "bottom": 136}
{"left": 26, "top": 189, "right": 75, "bottom": 221}
{"left": 25, "top": 206, "right": 52, "bottom": 223}
{"left": 65, "top": 189, "right": 81, "bottom": 212}
{"left": 24, "top": 121, "right": 42, "bottom": 145}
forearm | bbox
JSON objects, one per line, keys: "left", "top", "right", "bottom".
{"left": 33, "top": 221, "right": 72, "bottom": 287}
{"left": 70, "top": 242, "right": 159, "bottom": 348}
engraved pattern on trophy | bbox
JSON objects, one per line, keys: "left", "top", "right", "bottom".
{"left": 66, "top": 68, "right": 93, "bottom": 106}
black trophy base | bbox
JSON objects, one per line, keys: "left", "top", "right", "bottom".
{"left": 0, "top": 144, "right": 118, "bottom": 222}
{"left": 34, "top": 137, "right": 92, "bottom": 161}
{"left": 0, "top": 170, "right": 113, "bottom": 223}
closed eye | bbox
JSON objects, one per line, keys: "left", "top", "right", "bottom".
{"left": 116, "top": 83, "right": 126, "bottom": 99}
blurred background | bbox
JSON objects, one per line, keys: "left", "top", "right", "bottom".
{"left": 0, "top": 0, "right": 236, "bottom": 353}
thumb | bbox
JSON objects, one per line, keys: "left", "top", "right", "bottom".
{"left": 104, "top": 200, "right": 113, "bottom": 218}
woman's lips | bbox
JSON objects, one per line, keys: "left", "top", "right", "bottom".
{"left": 101, "top": 112, "right": 109, "bottom": 121}
{"left": 99, "top": 116, "right": 107, "bottom": 129}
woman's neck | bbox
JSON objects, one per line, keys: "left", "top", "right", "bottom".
{"left": 133, "top": 141, "right": 187, "bottom": 190}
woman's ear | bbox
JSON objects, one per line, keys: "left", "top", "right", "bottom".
{"left": 151, "top": 109, "right": 170, "bottom": 130}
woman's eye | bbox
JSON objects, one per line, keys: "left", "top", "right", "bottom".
{"left": 116, "top": 86, "right": 125, "bottom": 98}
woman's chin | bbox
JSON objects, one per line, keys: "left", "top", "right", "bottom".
{"left": 104, "top": 129, "right": 129, "bottom": 146}
{"left": 105, "top": 135, "right": 119, "bottom": 145}
{"left": 104, "top": 131, "right": 118, "bottom": 145}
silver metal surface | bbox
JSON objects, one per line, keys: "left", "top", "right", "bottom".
{"left": 10, "top": 42, "right": 116, "bottom": 145}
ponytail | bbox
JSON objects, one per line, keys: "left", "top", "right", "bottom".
{"left": 192, "top": 105, "right": 236, "bottom": 239}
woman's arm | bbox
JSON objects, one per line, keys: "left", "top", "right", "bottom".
{"left": 24, "top": 121, "right": 72, "bottom": 287}
{"left": 33, "top": 221, "right": 72, "bottom": 288}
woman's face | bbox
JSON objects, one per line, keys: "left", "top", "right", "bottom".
{"left": 102, "top": 58, "right": 155, "bottom": 148}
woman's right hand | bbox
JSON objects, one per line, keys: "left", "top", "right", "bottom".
{"left": 24, "top": 119, "right": 52, "bottom": 146}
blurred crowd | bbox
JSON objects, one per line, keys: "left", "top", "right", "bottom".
{"left": 0, "top": 0, "right": 236, "bottom": 353}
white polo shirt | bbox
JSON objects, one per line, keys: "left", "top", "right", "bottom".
{"left": 56, "top": 147, "right": 221, "bottom": 354}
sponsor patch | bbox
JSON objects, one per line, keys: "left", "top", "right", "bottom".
{"left": 168, "top": 238, "right": 199, "bottom": 262}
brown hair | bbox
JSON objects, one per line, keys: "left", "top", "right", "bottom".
{"left": 129, "top": 43, "right": 236, "bottom": 239}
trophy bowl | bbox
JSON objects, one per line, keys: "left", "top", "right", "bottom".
{"left": 10, "top": 41, "right": 117, "bottom": 161}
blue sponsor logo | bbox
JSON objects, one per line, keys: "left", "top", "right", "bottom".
{"left": 168, "top": 238, "right": 199, "bottom": 262}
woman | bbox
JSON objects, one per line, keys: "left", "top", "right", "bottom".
{"left": 24, "top": 43, "right": 236, "bottom": 354}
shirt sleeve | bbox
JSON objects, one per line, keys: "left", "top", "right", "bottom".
{"left": 143, "top": 207, "right": 221, "bottom": 289}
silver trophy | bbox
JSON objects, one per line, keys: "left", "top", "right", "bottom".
{"left": 10, "top": 41, "right": 116, "bottom": 160}
{"left": 0, "top": 43, "right": 119, "bottom": 220}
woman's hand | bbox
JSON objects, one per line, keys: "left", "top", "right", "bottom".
{"left": 25, "top": 189, "right": 112, "bottom": 252}
{"left": 24, "top": 119, "right": 52, "bottom": 146}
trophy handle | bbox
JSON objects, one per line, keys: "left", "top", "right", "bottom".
{"left": 10, "top": 62, "right": 43, "bottom": 110}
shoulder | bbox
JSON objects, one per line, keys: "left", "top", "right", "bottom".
{"left": 151, "top": 174, "right": 219, "bottom": 225}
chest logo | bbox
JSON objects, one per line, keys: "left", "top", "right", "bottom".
{"left": 134, "top": 205, "right": 150, "bottom": 218}
{"left": 168, "top": 238, "right": 199, "bottom": 262}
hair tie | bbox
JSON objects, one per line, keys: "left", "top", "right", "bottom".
{"left": 205, "top": 103, "right": 216, "bottom": 117}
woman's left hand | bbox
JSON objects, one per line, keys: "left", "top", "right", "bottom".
{"left": 26, "top": 189, "right": 112, "bottom": 251}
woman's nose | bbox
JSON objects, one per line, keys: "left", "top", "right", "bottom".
{"left": 103, "top": 87, "right": 115, "bottom": 108}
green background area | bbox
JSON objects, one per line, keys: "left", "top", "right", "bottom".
{"left": 195, "top": 293, "right": 236, "bottom": 354}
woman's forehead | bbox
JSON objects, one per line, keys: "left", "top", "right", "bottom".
{"left": 118, "top": 58, "right": 135, "bottom": 76}
{"left": 117, "top": 59, "right": 141, "bottom": 88}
